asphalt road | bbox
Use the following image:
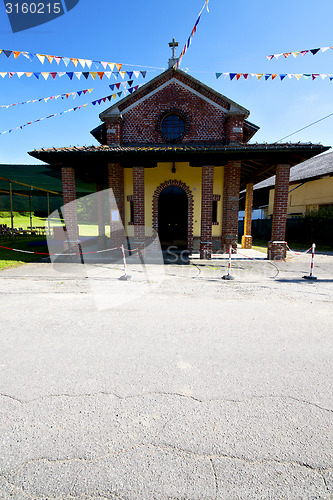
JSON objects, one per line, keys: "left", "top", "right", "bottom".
{"left": 0, "top": 251, "right": 332, "bottom": 499}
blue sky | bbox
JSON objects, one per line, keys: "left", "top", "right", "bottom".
{"left": 1, "top": 0, "right": 333, "bottom": 164}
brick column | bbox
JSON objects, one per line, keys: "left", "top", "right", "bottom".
{"left": 61, "top": 166, "right": 79, "bottom": 253}
{"left": 225, "top": 115, "right": 244, "bottom": 143}
{"left": 200, "top": 165, "right": 214, "bottom": 260}
{"left": 133, "top": 166, "right": 145, "bottom": 245}
{"left": 108, "top": 163, "right": 125, "bottom": 248}
{"left": 221, "top": 161, "right": 241, "bottom": 252}
{"left": 268, "top": 164, "right": 290, "bottom": 260}
{"left": 241, "top": 182, "right": 253, "bottom": 249}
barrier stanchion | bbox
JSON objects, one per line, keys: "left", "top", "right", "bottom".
{"left": 302, "top": 243, "right": 317, "bottom": 281}
{"left": 222, "top": 245, "right": 235, "bottom": 280}
{"left": 119, "top": 244, "right": 131, "bottom": 281}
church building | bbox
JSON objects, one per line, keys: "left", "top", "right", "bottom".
{"left": 29, "top": 43, "right": 329, "bottom": 260}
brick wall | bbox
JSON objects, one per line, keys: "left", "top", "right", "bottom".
{"left": 268, "top": 164, "right": 291, "bottom": 259}
{"left": 226, "top": 115, "right": 244, "bottom": 143}
{"left": 106, "top": 117, "right": 122, "bottom": 146}
{"left": 121, "top": 81, "right": 227, "bottom": 144}
{"left": 200, "top": 166, "right": 214, "bottom": 259}
{"left": 61, "top": 166, "right": 79, "bottom": 252}
{"left": 221, "top": 161, "right": 241, "bottom": 251}
{"left": 133, "top": 166, "right": 145, "bottom": 244}
{"left": 108, "top": 163, "right": 125, "bottom": 248}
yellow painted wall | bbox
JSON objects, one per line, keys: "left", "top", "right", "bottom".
{"left": 122, "top": 163, "right": 224, "bottom": 237}
{"left": 268, "top": 176, "right": 333, "bottom": 216}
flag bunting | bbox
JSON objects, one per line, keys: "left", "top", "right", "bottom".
{"left": 0, "top": 48, "right": 123, "bottom": 71}
{"left": 215, "top": 72, "right": 333, "bottom": 81}
{"left": 175, "top": 0, "right": 209, "bottom": 69}
{"left": 267, "top": 46, "right": 333, "bottom": 60}
{"left": 0, "top": 88, "right": 94, "bottom": 108}
{"left": 0, "top": 71, "right": 147, "bottom": 80}
{"left": 0, "top": 86, "right": 140, "bottom": 135}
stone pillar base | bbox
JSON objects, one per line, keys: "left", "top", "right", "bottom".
{"left": 267, "top": 241, "right": 287, "bottom": 260}
{"left": 241, "top": 235, "right": 252, "bottom": 249}
{"left": 200, "top": 242, "right": 212, "bottom": 260}
{"left": 222, "top": 237, "right": 238, "bottom": 254}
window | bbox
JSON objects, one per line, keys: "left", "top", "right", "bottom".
{"left": 130, "top": 200, "right": 134, "bottom": 224}
{"left": 212, "top": 200, "right": 218, "bottom": 223}
{"left": 160, "top": 113, "right": 185, "bottom": 141}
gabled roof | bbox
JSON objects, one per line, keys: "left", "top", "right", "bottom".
{"left": 99, "top": 67, "right": 251, "bottom": 121}
{"left": 253, "top": 149, "right": 333, "bottom": 190}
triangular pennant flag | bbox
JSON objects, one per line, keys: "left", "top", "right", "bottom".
{"left": 216, "top": 73, "right": 222, "bottom": 79}
{"left": 82, "top": 72, "right": 89, "bottom": 79}
{"left": 115, "top": 82, "right": 120, "bottom": 90}
{"left": 287, "top": 74, "right": 293, "bottom": 79}
{"left": 292, "top": 51, "right": 300, "bottom": 58}
{"left": 300, "top": 50, "right": 309, "bottom": 56}
{"left": 295, "top": 74, "right": 303, "bottom": 80}
{"left": 0, "top": 72, "right": 7, "bottom": 78}
{"left": 93, "top": 60, "right": 99, "bottom": 68}
{"left": 320, "top": 74, "right": 327, "bottom": 79}
{"left": 119, "top": 71, "right": 126, "bottom": 79}
{"left": 46, "top": 55, "right": 54, "bottom": 64}
{"left": 266, "top": 55, "right": 274, "bottom": 60}
{"left": 229, "top": 73, "right": 236, "bottom": 80}
{"left": 108, "top": 63, "right": 115, "bottom": 71}
{"left": 321, "top": 47, "right": 330, "bottom": 53}
{"left": 256, "top": 74, "right": 263, "bottom": 80}
{"left": 77, "top": 91, "right": 82, "bottom": 96}
{"left": 71, "top": 58, "right": 79, "bottom": 67}
{"left": 133, "top": 71, "right": 140, "bottom": 78}
{"left": 17, "top": 72, "right": 24, "bottom": 78}
{"left": 271, "top": 74, "right": 278, "bottom": 80}
{"left": 97, "top": 99, "right": 102, "bottom": 105}
{"left": 3, "top": 50, "right": 12, "bottom": 58}
{"left": 88, "top": 88, "right": 93, "bottom": 93}
{"left": 66, "top": 72, "right": 74, "bottom": 80}
{"left": 112, "top": 94, "right": 116, "bottom": 100}
{"left": 104, "top": 72, "right": 111, "bottom": 79}
{"left": 134, "top": 85, "right": 139, "bottom": 91}
{"left": 264, "top": 74, "right": 271, "bottom": 80}
{"left": 236, "top": 73, "right": 242, "bottom": 80}
{"left": 112, "top": 71, "right": 119, "bottom": 79}
{"left": 312, "top": 73, "right": 319, "bottom": 80}
{"left": 128, "top": 80, "right": 133, "bottom": 87}
{"left": 41, "top": 72, "right": 49, "bottom": 80}
{"left": 13, "top": 51, "right": 21, "bottom": 59}
{"left": 243, "top": 74, "right": 249, "bottom": 80}
{"left": 97, "top": 72, "right": 104, "bottom": 80}
{"left": 62, "top": 57, "right": 70, "bottom": 66}
{"left": 25, "top": 72, "right": 33, "bottom": 77}
{"left": 126, "top": 71, "right": 133, "bottom": 79}
{"left": 54, "top": 56, "right": 62, "bottom": 65}
{"left": 109, "top": 84, "right": 115, "bottom": 91}
{"left": 100, "top": 61, "right": 108, "bottom": 69}
{"left": 74, "top": 72, "right": 82, "bottom": 79}
{"left": 78, "top": 59, "right": 86, "bottom": 68}
{"left": 8, "top": 72, "right": 15, "bottom": 78}
{"left": 58, "top": 72, "right": 65, "bottom": 77}
{"left": 85, "top": 60, "right": 93, "bottom": 69}
{"left": 310, "top": 48, "right": 320, "bottom": 55}
{"left": 303, "top": 74, "right": 311, "bottom": 79}
{"left": 140, "top": 71, "right": 147, "bottom": 78}
{"left": 118, "top": 91, "right": 123, "bottom": 96}
{"left": 34, "top": 72, "right": 41, "bottom": 79}
{"left": 280, "top": 74, "right": 287, "bottom": 81}
{"left": 107, "top": 95, "right": 112, "bottom": 101}
{"left": 50, "top": 72, "right": 57, "bottom": 80}
{"left": 283, "top": 52, "right": 291, "bottom": 58}
{"left": 83, "top": 104, "right": 88, "bottom": 108}
{"left": 90, "top": 72, "right": 97, "bottom": 80}
{"left": 44, "top": 97, "right": 50, "bottom": 102}
{"left": 102, "top": 97, "right": 107, "bottom": 102}
{"left": 36, "top": 54, "right": 45, "bottom": 64}
{"left": 115, "top": 63, "right": 122, "bottom": 71}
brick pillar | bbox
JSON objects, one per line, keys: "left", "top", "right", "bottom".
{"left": 61, "top": 167, "right": 79, "bottom": 253}
{"left": 108, "top": 163, "right": 125, "bottom": 248}
{"left": 221, "top": 161, "right": 241, "bottom": 252}
{"left": 225, "top": 115, "right": 244, "bottom": 144}
{"left": 268, "top": 164, "right": 290, "bottom": 260}
{"left": 200, "top": 165, "right": 214, "bottom": 260}
{"left": 241, "top": 182, "right": 253, "bottom": 249}
{"left": 133, "top": 166, "right": 145, "bottom": 245}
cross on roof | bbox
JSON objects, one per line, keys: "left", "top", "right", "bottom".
{"left": 169, "top": 38, "right": 179, "bottom": 59}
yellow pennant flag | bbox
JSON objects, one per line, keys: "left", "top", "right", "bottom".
{"left": 256, "top": 74, "right": 263, "bottom": 80}
{"left": 108, "top": 63, "right": 115, "bottom": 71}
{"left": 90, "top": 72, "right": 97, "bottom": 80}
{"left": 13, "top": 51, "right": 21, "bottom": 59}
{"left": 295, "top": 74, "right": 303, "bottom": 80}
{"left": 0, "top": 72, "right": 7, "bottom": 78}
{"left": 36, "top": 54, "right": 45, "bottom": 64}
{"left": 71, "top": 58, "right": 79, "bottom": 67}
{"left": 292, "top": 51, "right": 300, "bottom": 58}
{"left": 46, "top": 55, "right": 54, "bottom": 64}
{"left": 25, "top": 72, "right": 33, "bottom": 77}
{"left": 83, "top": 104, "right": 88, "bottom": 108}
{"left": 41, "top": 72, "right": 49, "bottom": 80}
{"left": 120, "top": 71, "right": 126, "bottom": 79}
{"left": 88, "top": 88, "right": 93, "bottom": 93}
{"left": 115, "top": 63, "right": 122, "bottom": 71}
{"left": 112, "top": 94, "right": 116, "bottom": 99}
{"left": 0, "top": 50, "right": 2, "bottom": 55}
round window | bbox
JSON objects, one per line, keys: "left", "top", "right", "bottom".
{"left": 160, "top": 113, "right": 186, "bottom": 141}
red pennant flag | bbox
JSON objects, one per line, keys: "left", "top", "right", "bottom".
{"left": 236, "top": 73, "right": 242, "bottom": 80}
{"left": 97, "top": 72, "right": 104, "bottom": 80}
{"left": 115, "top": 63, "right": 122, "bottom": 71}
{"left": 272, "top": 74, "right": 278, "bottom": 80}
{"left": 115, "top": 83, "right": 121, "bottom": 89}
{"left": 50, "top": 72, "right": 57, "bottom": 79}
{"left": 283, "top": 52, "right": 291, "bottom": 58}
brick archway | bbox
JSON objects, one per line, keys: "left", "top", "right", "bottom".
{"left": 152, "top": 180, "right": 194, "bottom": 250}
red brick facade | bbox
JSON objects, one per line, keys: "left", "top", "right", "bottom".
{"left": 221, "top": 161, "right": 241, "bottom": 251}
{"left": 61, "top": 166, "right": 79, "bottom": 252}
{"left": 200, "top": 166, "right": 214, "bottom": 259}
{"left": 268, "top": 164, "right": 291, "bottom": 260}
{"left": 108, "top": 163, "right": 125, "bottom": 248}
{"left": 133, "top": 166, "right": 145, "bottom": 244}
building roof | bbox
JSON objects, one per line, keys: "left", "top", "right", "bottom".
{"left": 253, "top": 149, "right": 333, "bottom": 191}
{"left": 28, "top": 142, "right": 330, "bottom": 191}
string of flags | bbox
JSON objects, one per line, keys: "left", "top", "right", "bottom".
{"left": 215, "top": 72, "right": 333, "bottom": 81}
{"left": 175, "top": 0, "right": 209, "bottom": 69}
{"left": 0, "top": 88, "right": 94, "bottom": 108}
{"left": 0, "top": 70, "right": 147, "bottom": 80}
{"left": 267, "top": 46, "right": 333, "bottom": 60}
{"left": 0, "top": 48, "right": 123, "bottom": 71}
{"left": 0, "top": 86, "right": 140, "bottom": 135}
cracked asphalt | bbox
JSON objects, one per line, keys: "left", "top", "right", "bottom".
{"left": 0, "top": 250, "right": 332, "bottom": 499}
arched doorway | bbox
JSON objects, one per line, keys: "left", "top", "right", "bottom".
{"left": 158, "top": 186, "right": 188, "bottom": 249}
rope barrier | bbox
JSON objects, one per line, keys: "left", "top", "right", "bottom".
{"left": 0, "top": 242, "right": 144, "bottom": 257}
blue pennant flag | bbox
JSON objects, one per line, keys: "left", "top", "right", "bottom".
{"left": 66, "top": 72, "right": 74, "bottom": 80}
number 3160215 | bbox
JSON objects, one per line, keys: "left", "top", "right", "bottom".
{"left": 5, "top": 3, "right": 62, "bottom": 14}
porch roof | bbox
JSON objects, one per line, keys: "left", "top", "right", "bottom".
{"left": 29, "top": 142, "right": 330, "bottom": 190}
